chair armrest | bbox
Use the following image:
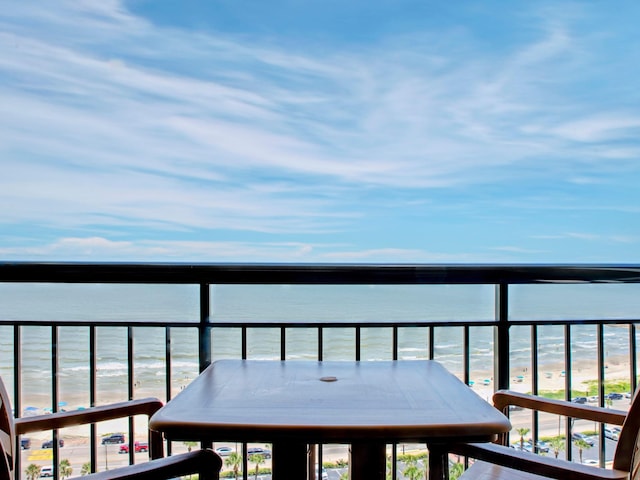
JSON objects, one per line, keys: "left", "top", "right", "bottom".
{"left": 449, "top": 442, "right": 627, "bottom": 480}
{"left": 494, "top": 390, "right": 627, "bottom": 425}
{"left": 15, "top": 398, "right": 164, "bottom": 459}
{"left": 15, "top": 398, "right": 163, "bottom": 433}
{"left": 79, "top": 449, "right": 223, "bottom": 480}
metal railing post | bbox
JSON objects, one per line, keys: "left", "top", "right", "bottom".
{"left": 199, "top": 283, "right": 211, "bottom": 372}
{"left": 494, "top": 283, "right": 510, "bottom": 391}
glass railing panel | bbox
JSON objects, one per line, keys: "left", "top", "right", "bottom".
{"left": 95, "top": 326, "right": 128, "bottom": 404}
{"left": 570, "top": 324, "right": 598, "bottom": 401}
{"left": 603, "top": 324, "right": 632, "bottom": 398}
{"left": 20, "top": 325, "right": 52, "bottom": 416}
{"left": 397, "top": 326, "right": 429, "bottom": 360}
{"left": 211, "top": 327, "right": 243, "bottom": 361}
{"left": 246, "top": 327, "right": 280, "bottom": 360}
{"left": 322, "top": 328, "right": 356, "bottom": 360}
{"left": 0, "top": 283, "right": 199, "bottom": 323}
{"left": 58, "top": 326, "right": 90, "bottom": 412}
{"left": 469, "top": 325, "right": 494, "bottom": 395}
{"left": 132, "top": 326, "right": 166, "bottom": 401}
{"left": 284, "top": 327, "right": 319, "bottom": 360}
{"left": 209, "top": 284, "right": 495, "bottom": 324}
{"left": 432, "top": 326, "right": 465, "bottom": 380}
{"left": 509, "top": 283, "right": 640, "bottom": 321}
{"left": 510, "top": 324, "right": 532, "bottom": 392}
{"left": 535, "top": 324, "right": 566, "bottom": 396}
{"left": 169, "top": 327, "right": 199, "bottom": 397}
{"left": 360, "top": 327, "right": 393, "bottom": 360}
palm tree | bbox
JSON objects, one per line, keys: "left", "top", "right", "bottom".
{"left": 60, "top": 459, "right": 73, "bottom": 479}
{"left": 574, "top": 438, "right": 592, "bottom": 464}
{"left": 249, "top": 453, "right": 264, "bottom": 480}
{"left": 516, "top": 427, "right": 530, "bottom": 450}
{"left": 225, "top": 451, "right": 243, "bottom": 480}
{"left": 25, "top": 464, "right": 41, "bottom": 480}
{"left": 184, "top": 440, "right": 198, "bottom": 452}
{"left": 402, "top": 457, "right": 423, "bottom": 480}
{"left": 449, "top": 462, "right": 465, "bottom": 480}
{"left": 549, "top": 436, "right": 565, "bottom": 458}
{"left": 80, "top": 462, "right": 92, "bottom": 476}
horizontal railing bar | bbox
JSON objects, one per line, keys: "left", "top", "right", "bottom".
{"left": 2, "top": 262, "right": 640, "bottom": 284}
{"left": 2, "top": 318, "right": 639, "bottom": 328}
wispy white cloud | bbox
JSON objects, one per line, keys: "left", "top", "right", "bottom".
{"left": 552, "top": 114, "right": 640, "bottom": 143}
{"left": 1, "top": 1, "right": 615, "bottom": 189}
{"left": 1, "top": 1, "right": 639, "bottom": 261}
{"left": 0, "top": 236, "right": 514, "bottom": 263}
{"left": 533, "top": 233, "right": 639, "bottom": 244}
{"left": 490, "top": 246, "right": 546, "bottom": 254}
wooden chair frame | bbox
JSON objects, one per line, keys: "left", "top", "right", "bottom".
{"left": 448, "top": 389, "right": 640, "bottom": 480}
{"left": 1, "top": 376, "right": 221, "bottom": 480}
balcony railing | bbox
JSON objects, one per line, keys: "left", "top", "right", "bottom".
{"left": 2, "top": 262, "right": 640, "bottom": 479}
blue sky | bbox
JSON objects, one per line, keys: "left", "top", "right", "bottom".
{"left": 1, "top": 1, "right": 639, "bottom": 263}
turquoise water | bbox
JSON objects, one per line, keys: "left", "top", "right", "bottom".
{"left": 1, "top": 282, "right": 638, "bottom": 411}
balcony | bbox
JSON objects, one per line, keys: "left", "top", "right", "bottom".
{"left": 2, "top": 262, "right": 640, "bottom": 479}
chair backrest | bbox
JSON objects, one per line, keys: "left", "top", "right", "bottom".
{"left": 0, "top": 376, "right": 15, "bottom": 480}
{"left": 614, "top": 387, "right": 640, "bottom": 477}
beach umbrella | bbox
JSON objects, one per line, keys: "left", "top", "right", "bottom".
{"left": 24, "top": 406, "right": 39, "bottom": 416}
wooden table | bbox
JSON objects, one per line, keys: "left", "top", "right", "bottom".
{"left": 149, "top": 360, "right": 510, "bottom": 480}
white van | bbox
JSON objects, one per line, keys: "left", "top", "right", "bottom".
{"left": 40, "top": 466, "right": 53, "bottom": 477}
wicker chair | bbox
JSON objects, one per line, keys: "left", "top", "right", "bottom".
{"left": 0, "top": 376, "right": 221, "bottom": 480}
{"left": 448, "top": 389, "right": 640, "bottom": 480}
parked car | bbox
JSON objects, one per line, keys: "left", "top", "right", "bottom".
{"left": 511, "top": 442, "right": 533, "bottom": 453}
{"left": 101, "top": 433, "right": 125, "bottom": 444}
{"left": 528, "top": 440, "right": 550, "bottom": 453}
{"left": 118, "top": 441, "right": 148, "bottom": 453}
{"left": 604, "top": 427, "right": 619, "bottom": 441}
{"left": 572, "top": 432, "right": 595, "bottom": 446}
{"left": 215, "top": 446, "right": 234, "bottom": 457}
{"left": 316, "top": 465, "right": 329, "bottom": 480}
{"left": 571, "top": 397, "right": 587, "bottom": 404}
{"left": 247, "top": 447, "right": 271, "bottom": 459}
{"left": 606, "top": 392, "right": 623, "bottom": 400}
{"left": 20, "top": 437, "right": 31, "bottom": 450}
{"left": 41, "top": 439, "right": 64, "bottom": 449}
{"left": 40, "top": 466, "right": 53, "bottom": 477}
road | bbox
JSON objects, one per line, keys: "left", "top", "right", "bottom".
{"left": 20, "top": 398, "right": 629, "bottom": 478}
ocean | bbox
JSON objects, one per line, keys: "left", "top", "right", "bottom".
{"left": 1, "top": 282, "right": 639, "bottom": 412}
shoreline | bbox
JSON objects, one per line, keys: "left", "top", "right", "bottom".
{"left": 20, "top": 355, "right": 634, "bottom": 411}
